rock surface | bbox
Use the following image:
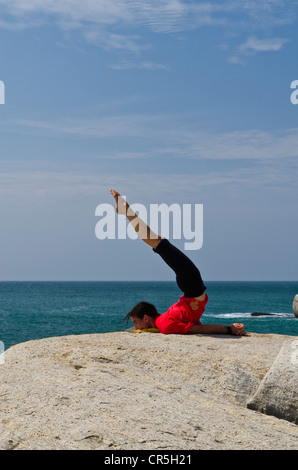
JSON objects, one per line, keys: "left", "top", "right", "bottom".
{"left": 247, "top": 339, "right": 298, "bottom": 423}
{"left": 0, "top": 331, "right": 298, "bottom": 450}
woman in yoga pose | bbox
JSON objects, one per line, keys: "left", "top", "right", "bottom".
{"left": 110, "top": 189, "right": 246, "bottom": 336}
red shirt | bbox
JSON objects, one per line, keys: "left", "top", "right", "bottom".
{"left": 154, "top": 293, "right": 209, "bottom": 334}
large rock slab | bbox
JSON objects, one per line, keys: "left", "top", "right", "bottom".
{"left": 0, "top": 331, "right": 297, "bottom": 450}
{"left": 247, "top": 338, "right": 298, "bottom": 423}
{"left": 293, "top": 294, "right": 298, "bottom": 317}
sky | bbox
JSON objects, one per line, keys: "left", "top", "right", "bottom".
{"left": 0, "top": 0, "right": 298, "bottom": 281}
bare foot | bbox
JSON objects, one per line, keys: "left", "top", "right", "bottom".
{"left": 230, "top": 323, "right": 246, "bottom": 335}
{"left": 109, "top": 189, "right": 128, "bottom": 215}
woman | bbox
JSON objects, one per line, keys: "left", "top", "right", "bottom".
{"left": 110, "top": 189, "right": 245, "bottom": 336}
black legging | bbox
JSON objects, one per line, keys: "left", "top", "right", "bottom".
{"left": 153, "top": 239, "right": 206, "bottom": 298}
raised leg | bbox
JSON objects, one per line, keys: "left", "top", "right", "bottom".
{"left": 110, "top": 189, "right": 162, "bottom": 249}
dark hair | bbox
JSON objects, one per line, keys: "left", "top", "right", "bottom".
{"left": 124, "top": 301, "right": 158, "bottom": 325}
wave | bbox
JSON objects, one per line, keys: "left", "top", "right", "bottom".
{"left": 207, "top": 312, "right": 293, "bottom": 319}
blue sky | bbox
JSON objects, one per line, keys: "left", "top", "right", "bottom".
{"left": 0, "top": 0, "right": 298, "bottom": 281}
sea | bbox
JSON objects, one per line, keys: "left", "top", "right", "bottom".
{"left": 1, "top": 281, "right": 298, "bottom": 351}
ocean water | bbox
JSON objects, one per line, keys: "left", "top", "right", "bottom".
{"left": 1, "top": 281, "right": 298, "bottom": 351}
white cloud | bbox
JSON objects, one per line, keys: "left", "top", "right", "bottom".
{"left": 0, "top": 0, "right": 295, "bottom": 71}
{"left": 0, "top": 0, "right": 192, "bottom": 32}
{"left": 0, "top": 0, "right": 294, "bottom": 55}
{"left": 84, "top": 30, "right": 144, "bottom": 53}
{"left": 0, "top": 156, "right": 296, "bottom": 208}
{"left": 238, "top": 36, "right": 289, "bottom": 53}
{"left": 178, "top": 128, "right": 298, "bottom": 161}
{"left": 6, "top": 114, "right": 166, "bottom": 139}
{"left": 228, "top": 35, "right": 289, "bottom": 64}
{"left": 109, "top": 60, "right": 169, "bottom": 70}
{"left": 0, "top": 0, "right": 201, "bottom": 55}
{"left": 5, "top": 115, "right": 298, "bottom": 162}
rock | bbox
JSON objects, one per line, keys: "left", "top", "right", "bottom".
{"left": 247, "top": 338, "right": 298, "bottom": 423}
{"left": 0, "top": 331, "right": 297, "bottom": 450}
{"left": 293, "top": 294, "right": 298, "bottom": 318}
{"left": 251, "top": 312, "right": 275, "bottom": 316}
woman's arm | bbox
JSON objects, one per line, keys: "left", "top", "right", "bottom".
{"left": 188, "top": 323, "right": 246, "bottom": 335}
